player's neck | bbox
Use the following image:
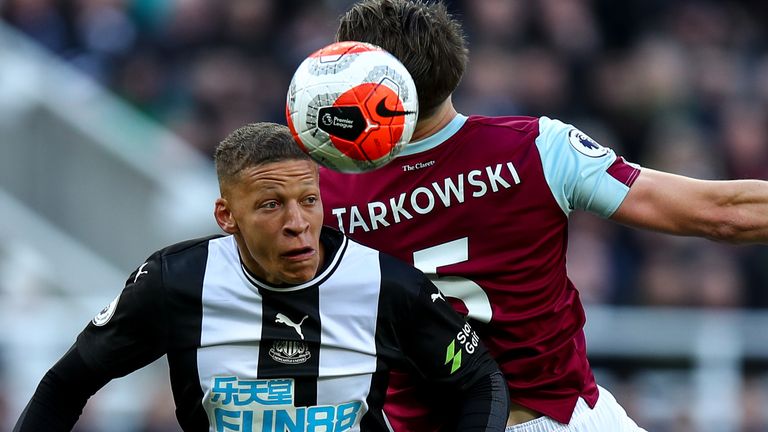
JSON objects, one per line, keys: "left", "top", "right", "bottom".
{"left": 411, "top": 98, "right": 458, "bottom": 142}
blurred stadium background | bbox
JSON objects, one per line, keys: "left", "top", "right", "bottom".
{"left": 1, "top": 0, "right": 767, "bottom": 430}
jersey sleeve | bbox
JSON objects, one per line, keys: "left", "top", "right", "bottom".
{"left": 387, "top": 268, "right": 508, "bottom": 430}
{"left": 75, "top": 251, "right": 169, "bottom": 378}
{"left": 389, "top": 266, "right": 500, "bottom": 389}
{"left": 13, "top": 345, "right": 111, "bottom": 431}
{"left": 535, "top": 116, "right": 641, "bottom": 217}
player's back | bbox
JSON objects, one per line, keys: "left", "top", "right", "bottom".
{"left": 320, "top": 114, "right": 639, "bottom": 425}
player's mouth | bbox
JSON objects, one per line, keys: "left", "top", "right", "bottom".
{"left": 281, "top": 247, "right": 316, "bottom": 261}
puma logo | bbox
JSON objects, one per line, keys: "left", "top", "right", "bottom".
{"left": 133, "top": 262, "right": 149, "bottom": 283}
{"left": 276, "top": 313, "right": 309, "bottom": 340}
{"left": 431, "top": 292, "right": 446, "bottom": 302}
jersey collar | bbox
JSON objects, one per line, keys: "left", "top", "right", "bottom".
{"left": 398, "top": 113, "right": 468, "bottom": 157}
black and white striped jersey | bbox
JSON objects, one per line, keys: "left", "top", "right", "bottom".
{"left": 65, "top": 227, "right": 501, "bottom": 431}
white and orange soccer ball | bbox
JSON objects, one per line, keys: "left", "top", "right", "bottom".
{"left": 286, "top": 41, "right": 418, "bottom": 173}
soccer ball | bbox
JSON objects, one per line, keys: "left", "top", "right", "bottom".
{"left": 286, "top": 41, "right": 418, "bottom": 173}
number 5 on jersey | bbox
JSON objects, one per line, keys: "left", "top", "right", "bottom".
{"left": 412, "top": 238, "right": 493, "bottom": 323}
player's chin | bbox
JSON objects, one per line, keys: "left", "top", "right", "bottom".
{"left": 278, "top": 260, "right": 320, "bottom": 285}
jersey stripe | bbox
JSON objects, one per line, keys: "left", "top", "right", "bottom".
{"left": 606, "top": 156, "right": 641, "bottom": 187}
{"left": 317, "top": 241, "right": 381, "bottom": 414}
{"left": 258, "top": 285, "right": 321, "bottom": 407}
{"left": 198, "top": 236, "right": 265, "bottom": 428}
{"left": 164, "top": 238, "right": 211, "bottom": 429}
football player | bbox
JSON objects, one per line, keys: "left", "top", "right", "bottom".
{"left": 14, "top": 123, "right": 509, "bottom": 431}
{"left": 320, "top": 1, "right": 768, "bottom": 431}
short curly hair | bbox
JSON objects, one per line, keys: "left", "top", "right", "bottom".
{"left": 336, "top": 0, "right": 469, "bottom": 119}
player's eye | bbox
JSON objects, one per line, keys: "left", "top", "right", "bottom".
{"left": 261, "top": 201, "right": 280, "bottom": 209}
{"left": 303, "top": 196, "right": 318, "bottom": 205}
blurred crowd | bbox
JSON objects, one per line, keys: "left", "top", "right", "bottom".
{"left": 2, "top": 0, "right": 768, "bottom": 430}
{"left": 5, "top": 0, "right": 765, "bottom": 308}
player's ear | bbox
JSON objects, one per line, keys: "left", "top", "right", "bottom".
{"left": 214, "top": 197, "right": 238, "bottom": 234}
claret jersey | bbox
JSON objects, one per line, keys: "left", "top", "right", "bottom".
{"left": 71, "top": 227, "right": 498, "bottom": 431}
{"left": 320, "top": 115, "right": 641, "bottom": 425}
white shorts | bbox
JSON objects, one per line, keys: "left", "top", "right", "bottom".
{"left": 505, "top": 386, "right": 647, "bottom": 432}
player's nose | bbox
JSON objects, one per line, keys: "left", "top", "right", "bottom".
{"left": 283, "top": 201, "right": 310, "bottom": 235}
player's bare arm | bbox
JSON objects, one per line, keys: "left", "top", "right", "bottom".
{"left": 612, "top": 168, "right": 768, "bottom": 243}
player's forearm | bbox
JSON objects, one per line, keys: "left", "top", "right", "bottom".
{"left": 613, "top": 170, "right": 768, "bottom": 244}
{"left": 14, "top": 370, "right": 87, "bottom": 431}
{"left": 454, "top": 371, "right": 510, "bottom": 431}
{"left": 708, "top": 179, "right": 768, "bottom": 244}
{"left": 14, "top": 347, "right": 108, "bottom": 431}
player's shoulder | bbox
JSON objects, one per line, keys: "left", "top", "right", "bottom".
{"left": 145, "top": 234, "right": 228, "bottom": 273}
{"left": 155, "top": 234, "right": 225, "bottom": 258}
{"left": 461, "top": 115, "right": 545, "bottom": 151}
{"left": 341, "top": 233, "right": 423, "bottom": 282}
{"left": 133, "top": 234, "right": 227, "bottom": 292}
{"left": 370, "top": 246, "right": 426, "bottom": 294}
{"left": 534, "top": 116, "right": 616, "bottom": 159}
{"left": 466, "top": 114, "right": 541, "bottom": 133}
{"left": 466, "top": 114, "right": 579, "bottom": 138}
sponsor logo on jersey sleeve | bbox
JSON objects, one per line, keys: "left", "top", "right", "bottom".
{"left": 444, "top": 322, "right": 480, "bottom": 374}
{"left": 208, "top": 377, "right": 362, "bottom": 431}
{"left": 92, "top": 294, "right": 120, "bottom": 326}
{"left": 444, "top": 340, "right": 463, "bottom": 374}
{"left": 568, "top": 128, "right": 609, "bottom": 158}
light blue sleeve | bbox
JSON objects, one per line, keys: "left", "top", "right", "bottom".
{"left": 535, "top": 116, "right": 636, "bottom": 218}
